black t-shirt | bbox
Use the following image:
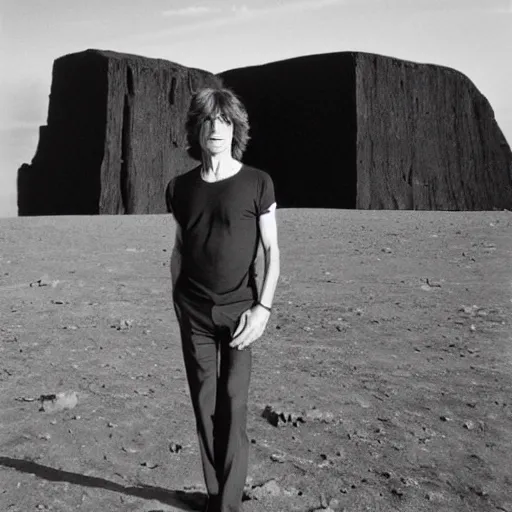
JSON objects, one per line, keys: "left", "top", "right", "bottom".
{"left": 166, "top": 164, "right": 275, "bottom": 304}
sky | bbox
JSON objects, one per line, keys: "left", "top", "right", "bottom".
{"left": 0, "top": 0, "right": 511, "bottom": 217}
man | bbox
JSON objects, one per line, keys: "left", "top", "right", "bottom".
{"left": 165, "top": 87, "right": 280, "bottom": 512}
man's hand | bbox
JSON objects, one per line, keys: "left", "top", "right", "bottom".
{"left": 230, "top": 305, "right": 271, "bottom": 350}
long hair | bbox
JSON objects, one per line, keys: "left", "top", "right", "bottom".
{"left": 186, "top": 87, "right": 250, "bottom": 161}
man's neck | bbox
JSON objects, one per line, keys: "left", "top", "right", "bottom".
{"left": 201, "top": 153, "right": 241, "bottom": 181}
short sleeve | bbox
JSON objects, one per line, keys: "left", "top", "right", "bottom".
{"left": 257, "top": 172, "right": 275, "bottom": 216}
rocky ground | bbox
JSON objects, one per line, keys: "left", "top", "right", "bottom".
{"left": 0, "top": 210, "right": 511, "bottom": 512}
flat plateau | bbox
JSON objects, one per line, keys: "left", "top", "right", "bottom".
{"left": 0, "top": 210, "right": 511, "bottom": 512}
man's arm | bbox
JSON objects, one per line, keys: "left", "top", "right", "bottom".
{"left": 230, "top": 202, "right": 280, "bottom": 350}
{"left": 170, "top": 223, "right": 182, "bottom": 292}
{"left": 255, "top": 203, "right": 280, "bottom": 309}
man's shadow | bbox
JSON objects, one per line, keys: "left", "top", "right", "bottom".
{"left": 0, "top": 456, "right": 205, "bottom": 511}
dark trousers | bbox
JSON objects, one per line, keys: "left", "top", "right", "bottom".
{"left": 174, "top": 291, "right": 254, "bottom": 512}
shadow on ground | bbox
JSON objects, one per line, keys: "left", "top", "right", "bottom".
{"left": 0, "top": 456, "right": 205, "bottom": 511}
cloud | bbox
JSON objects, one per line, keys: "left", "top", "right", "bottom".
{"left": 105, "top": 0, "right": 510, "bottom": 49}
{"left": 398, "top": 0, "right": 511, "bottom": 12}
{"left": 101, "top": 0, "right": 349, "bottom": 48}
{"left": 289, "top": 0, "right": 512, "bottom": 13}
{"left": 143, "top": 0, "right": 347, "bottom": 39}
{"left": 162, "top": 6, "right": 220, "bottom": 17}
{"left": 272, "top": 0, "right": 346, "bottom": 13}
{"left": 227, "top": 0, "right": 346, "bottom": 17}
{"left": 161, "top": 0, "right": 348, "bottom": 24}
{"left": 491, "top": 0, "right": 512, "bottom": 13}
{"left": 155, "top": 0, "right": 510, "bottom": 33}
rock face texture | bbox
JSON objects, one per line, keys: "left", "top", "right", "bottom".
{"left": 17, "top": 49, "right": 221, "bottom": 215}
{"left": 18, "top": 50, "right": 512, "bottom": 214}
{"left": 220, "top": 52, "right": 512, "bottom": 210}
{"left": 222, "top": 53, "right": 358, "bottom": 209}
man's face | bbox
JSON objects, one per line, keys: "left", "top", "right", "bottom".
{"left": 199, "top": 113, "right": 234, "bottom": 156}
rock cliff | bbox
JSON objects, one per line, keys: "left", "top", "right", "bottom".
{"left": 18, "top": 50, "right": 512, "bottom": 214}
{"left": 220, "top": 52, "right": 512, "bottom": 210}
{"left": 18, "top": 49, "right": 220, "bottom": 215}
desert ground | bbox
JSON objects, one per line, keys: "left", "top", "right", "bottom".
{"left": 0, "top": 209, "right": 511, "bottom": 512}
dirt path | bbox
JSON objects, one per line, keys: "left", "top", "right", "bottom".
{"left": 0, "top": 210, "right": 511, "bottom": 512}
